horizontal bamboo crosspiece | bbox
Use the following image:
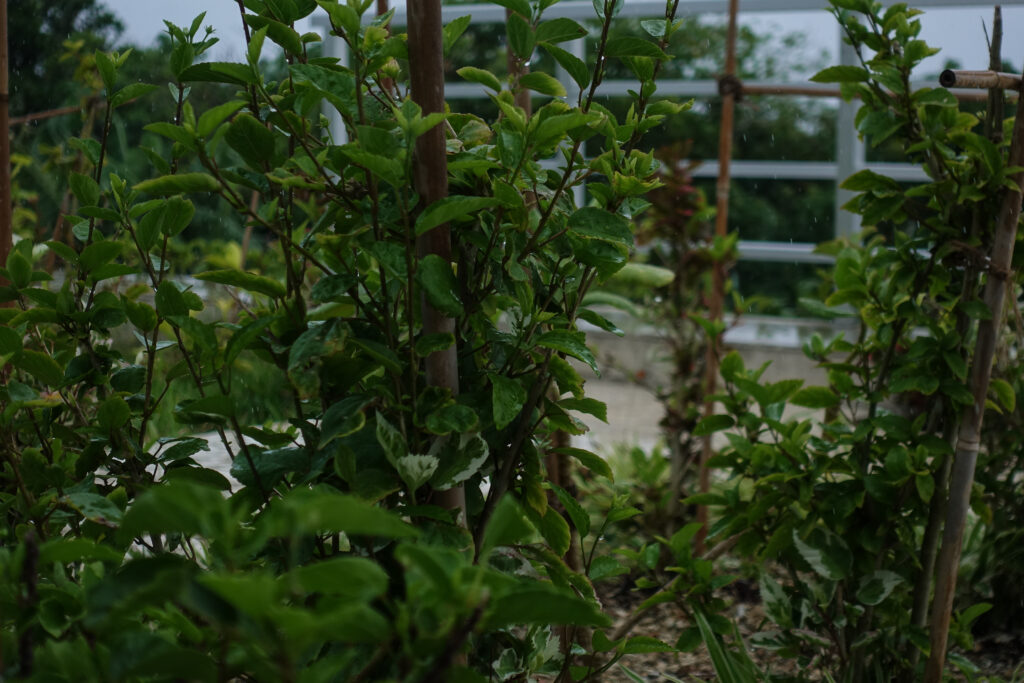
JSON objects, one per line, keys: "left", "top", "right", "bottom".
{"left": 939, "top": 69, "right": 1022, "bottom": 90}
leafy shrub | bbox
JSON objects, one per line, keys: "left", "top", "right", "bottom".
{"left": 0, "top": 1, "right": 718, "bottom": 679}
{"left": 692, "top": 0, "right": 1024, "bottom": 678}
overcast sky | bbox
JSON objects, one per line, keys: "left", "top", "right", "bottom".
{"left": 104, "top": 1, "right": 1024, "bottom": 78}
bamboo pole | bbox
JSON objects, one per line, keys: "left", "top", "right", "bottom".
{"left": 408, "top": 0, "right": 466, "bottom": 521}
{"left": 939, "top": 69, "right": 1021, "bottom": 90}
{"left": 696, "top": 0, "right": 740, "bottom": 552}
{"left": 909, "top": 17, "right": 1005, "bottom": 676}
{"left": 923, "top": 62, "right": 1024, "bottom": 683}
{"left": 0, "top": 0, "right": 11, "bottom": 290}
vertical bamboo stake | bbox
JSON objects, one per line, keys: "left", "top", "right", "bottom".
{"left": 0, "top": 0, "right": 11, "bottom": 288}
{"left": 924, "top": 69, "right": 1024, "bottom": 682}
{"left": 408, "top": 1, "right": 466, "bottom": 520}
{"left": 696, "top": 0, "right": 740, "bottom": 551}
{"left": 908, "top": 13, "right": 1003, "bottom": 675}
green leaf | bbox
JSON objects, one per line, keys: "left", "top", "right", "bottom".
{"left": 559, "top": 396, "right": 607, "bottom": 422}
{"left": 490, "top": 0, "right": 532, "bottom": 18}
{"left": 137, "top": 197, "right": 195, "bottom": 250}
{"left": 799, "top": 296, "right": 852, "bottom": 320}
{"left": 543, "top": 43, "right": 590, "bottom": 90}
{"left": 810, "top": 65, "right": 869, "bottom": 83}
{"left": 604, "top": 37, "right": 668, "bottom": 60}
{"left": 491, "top": 373, "right": 527, "bottom": 430}
{"left": 533, "top": 111, "right": 591, "bottom": 147}
{"left": 415, "top": 332, "right": 455, "bottom": 356}
{"left": 155, "top": 281, "right": 190, "bottom": 318}
{"left": 536, "top": 18, "right": 587, "bottom": 43}
{"left": 915, "top": 472, "right": 935, "bottom": 502}
{"left": 342, "top": 147, "right": 405, "bottom": 186}
{"left": 110, "top": 82, "right": 158, "bottom": 109}
{"left": 518, "top": 72, "right": 566, "bottom": 98}
{"left": 890, "top": 373, "right": 940, "bottom": 395}
{"left": 507, "top": 12, "right": 535, "bottom": 59}
{"left": 0, "top": 325, "right": 23, "bottom": 354}
{"left": 856, "top": 570, "right": 904, "bottom": 606}
{"left": 622, "top": 636, "right": 674, "bottom": 654}
{"left": 395, "top": 454, "right": 440, "bottom": 492}
{"left": 424, "top": 403, "right": 479, "bottom": 434}
{"left": 179, "top": 61, "right": 256, "bottom": 85}
{"left": 199, "top": 572, "right": 279, "bottom": 618}
{"left": 640, "top": 18, "right": 668, "bottom": 37}
{"left": 577, "top": 308, "right": 623, "bottom": 336}
{"left": 549, "top": 449, "right": 611, "bottom": 483}
{"left": 79, "top": 240, "right": 122, "bottom": 272}
{"left": 760, "top": 571, "right": 793, "bottom": 628}
{"left": 284, "top": 557, "right": 388, "bottom": 601}
{"left": 375, "top": 412, "right": 407, "bottom": 466}
{"left": 675, "top": 627, "right": 703, "bottom": 652}
{"left": 290, "top": 63, "right": 359, "bottom": 119}
{"left": 69, "top": 172, "right": 100, "bottom": 207}
{"left": 590, "top": 556, "right": 629, "bottom": 582}
{"left": 990, "top": 378, "right": 1015, "bottom": 413}
{"left": 790, "top": 386, "right": 839, "bottom": 408}
{"left": 97, "top": 397, "right": 131, "bottom": 430}
{"left": 567, "top": 206, "right": 632, "bottom": 244}
{"left": 443, "top": 15, "right": 472, "bottom": 55}
{"left": 95, "top": 51, "right": 117, "bottom": 91}
{"left": 487, "top": 586, "right": 611, "bottom": 628}
{"left": 417, "top": 254, "right": 464, "bottom": 317}
{"left": 264, "top": 487, "right": 418, "bottom": 538}
{"left": 66, "top": 492, "right": 124, "bottom": 526}
{"left": 144, "top": 121, "right": 197, "bottom": 147}
{"left": 693, "top": 414, "right": 734, "bottom": 436}
{"left": 197, "top": 100, "right": 246, "bottom": 138}
{"left": 320, "top": 396, "right": 369, "bottom": 449}
{"left": 605, "top": 262, "right": 673, "bottom": 288}
{"left": 12, "top": 350, "right": 64, "bottom": 386}
{"left": 415, "top": 195, "right": 499, "bottom": 235}
{"left": 195, "top": 269, "right": 286, "bottom": 298}
{"left": 175, "top": 395, "right": 236, "bottom": 422}
{"left": 536, "top": 330, "right": 597, "bottom": 372}
{"left": 431, "top": 432, "right": 489, "bottom": 490}
{"left": 226, "top": 112, "right": 275, "bottom": 167}
{"left": 549, "top": 482, "right": 590, "bottom": 537}
{"left": 134, "top": 173, "right": 220, "bottom": 195}
{"left": 480, "top": 496, "right": 534, "bottom": 557}
{"left": 39, "top": 538, "right": 123, "bottom": 565}
{"left": 841, "top": 168, "right": 900, "bottom": 192}
{"left": 958, "top": 602, "right": 992, "bottom": 630}
{"left": 245, "top": 15, "right": 303, "bottom": 55}
{"left": 793, "top": 528, "right": 852, "bottom": 581}
{"left": 229, "top": 447, "right": 311, "bottom": 488}
{"left": 456, "top": 66, "right": 503, "bottom": 93}
{"left": 7, "top": 249, "right": 32, "bottom": 288}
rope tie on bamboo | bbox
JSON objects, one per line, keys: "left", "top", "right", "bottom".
{"left": 988, "top": 262, "right": 1014, "bottom": 281}
{"left": 957, "top": 438, "right": 981, "bottom": 454}
{"left": 717, "top": 74, "right": 743, "bottom": 101}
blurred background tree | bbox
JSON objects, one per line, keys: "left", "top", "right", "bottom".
{"left": 11, "top": 3, "right": 837, "bottom": 308}
{"left": 10, "top": 0, "right": 123, "bottom": 115}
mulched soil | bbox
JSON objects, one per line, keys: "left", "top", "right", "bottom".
{"left": 590, "top": 577, "right": 1024, "bottom": 682}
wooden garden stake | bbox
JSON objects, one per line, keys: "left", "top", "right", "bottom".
{"left": 924, "top": 65, "right": 1024, "bottom": 682}
{"left": 0, "top": 0, "right": 11, "bottom": 290}
{"left": 697, "top": 0, "right": 739, "bottom": 551}
{"left": 407, "top": 0, "right": 466, "bottom": 521}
